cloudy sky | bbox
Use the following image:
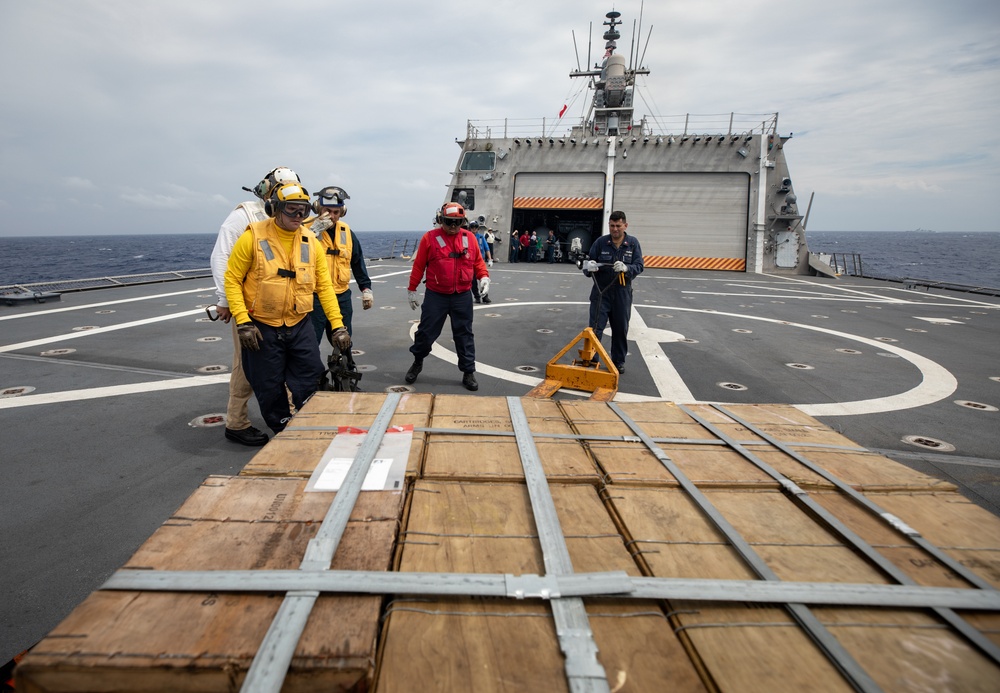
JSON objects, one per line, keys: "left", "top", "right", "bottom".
{"left": 1, "top": 0, "right": 998, "bottom": 237}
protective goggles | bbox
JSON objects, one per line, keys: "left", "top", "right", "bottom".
{"left": 315, "top": 185, "right": 350, "bottom": 207}
{"left": 281, "top": 203, "right": 311, "bottom": 219}
{"left": 442, "top": 218, "right": 464, "bottom": 227}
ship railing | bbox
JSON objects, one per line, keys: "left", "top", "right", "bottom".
{"left": 466, "top": 112, "right": 779, "bottom": 140}
{"left": 816, "top": 254, "right": 1000, "bottom": 297}
{"left": 0, "top": 269, "right": 213, "bottom": 296}
{"left": 825, "top": 252, "right": 865, "bottom": 278}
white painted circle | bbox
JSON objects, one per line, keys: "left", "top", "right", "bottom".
{"left": 409, "top": 301, "right": 960, "bottom": 417}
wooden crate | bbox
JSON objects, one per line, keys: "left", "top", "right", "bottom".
{"left": 16, "top": 396, "right": 999, "bottom": 692}
{"left": 16, "top": 476, "right": 401, "bottom": 692}
{"left": 422, "top": 395, "right": 600, "bottom": 482}
{"left": 377, "top": 480, "right": 706, "bottom": 691}
{"left": 605, "top": 485, "right": 1000, "bottom": 690}
{"left": 242, "top": 391, "right": 432, "bottom": 478}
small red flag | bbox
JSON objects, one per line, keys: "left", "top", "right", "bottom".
{"left": 558, "top": 104, "right": 568, "bottom": 118}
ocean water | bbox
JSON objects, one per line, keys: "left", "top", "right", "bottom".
{"left": 1, "top": 230, "right": 997, "bottom": 288}
{"left": 806, "top": 231, "right": 1000, "bottom": 288}
{"left": 0, "top": 231, "right": 425, "bottom": 286}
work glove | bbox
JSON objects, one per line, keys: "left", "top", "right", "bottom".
{"left": 487, "top": 259, "right": 493, "bottom": 268}
{"left": 612, "top": 260, "right": 627, "bottom": 274}
{"left": 237, "top": 323, "right": 262, "bottom": 351}
{"left": 583, "top": 260, "right": 599, "bottom": 273}
{"left": 408, "top": 290, "right": 420, "bottom": 310}
{"left": 330, "top": 327, "right": 352, "bottom": 351}
{"left": 361, "top": 288, "right": 374, "bottom": 310}
{"left": 478, "top": 277, "right": 490, "bottom": 296}
{"left": 309, "top": 212, "right": 333, "bottom": 235}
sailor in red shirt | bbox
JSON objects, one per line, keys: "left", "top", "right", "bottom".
{"left": 405, "top": 203, "right": 490, "bottom": 391}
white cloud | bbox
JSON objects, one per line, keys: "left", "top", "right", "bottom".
{"left": 0, "top": 0, "right": 998, "bottom": 235}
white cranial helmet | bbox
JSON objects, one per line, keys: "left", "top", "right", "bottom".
{"left": 252, "top": 166, "right": 300, "bottom": 201}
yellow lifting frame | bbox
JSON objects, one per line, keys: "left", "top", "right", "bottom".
{"left": 525, "top": 327, "right": 619, "bottom": 401}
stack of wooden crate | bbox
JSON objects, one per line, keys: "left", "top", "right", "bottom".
{"left": 16, "top": 392, "right": 1000, "bottom": 692}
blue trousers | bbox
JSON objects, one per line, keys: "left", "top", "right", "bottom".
{"left": 410, "top": 289, "right": 476, "bottom": 373}
{"left": 310, "top": 290, "right": 353, "bottom": 344}
{"left": 241, "top": 319, "right": 324, "bottom": 433}
{"left": 589, "top": 283, "right": 633, "bottom": 367}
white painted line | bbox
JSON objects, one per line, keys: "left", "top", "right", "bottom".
{"left": 627, "top": 307, "right": 695, "bottom": 401}
{"left": 0, "top": 286, "right": 215, "bottom": 321}
{"left": 914, "top": 317, "right": 965, "bottom": 324}
{"left": 0, "top": 374, "right": 230, "bottom": 409}
{"left": 764, "top": 274, "right": 910, "bottom": 303}
{"left": 412, "top": 300, "right": 957, "bottom": 415}
{"left": 0, "top": 309, "right": 204, "bottom": 353}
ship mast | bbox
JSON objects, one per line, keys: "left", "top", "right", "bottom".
{"left": 569, "top": 10, "right": 650, "bottom": 137}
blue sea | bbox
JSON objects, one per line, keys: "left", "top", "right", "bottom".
{"left": 0, "top": 230, "right": 997, "bottom": 288}
{"left": 0, "top": 231, "right": 426, "bottom": 286}
{"left": 806, "top": 231, "right": 1000, "bottom": 288}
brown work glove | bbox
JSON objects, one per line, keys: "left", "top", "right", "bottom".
{"left": 330, "top": 327, "right": 351, "bottom": 351}
{"left": 237, "top": 323, "right": 262, "bottom": 351}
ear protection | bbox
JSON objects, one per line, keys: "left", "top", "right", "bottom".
{"left": 312, "top": 186, "right": 349, "bottom": 216}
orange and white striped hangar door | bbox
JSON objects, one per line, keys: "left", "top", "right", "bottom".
{"left": 512, "top": 172, "right": 606, "bottom": 251}
{"left": 613, "top": 172, "right": 751, "bottom": 271}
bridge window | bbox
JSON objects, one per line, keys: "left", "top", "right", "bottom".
{"left": 453, "top": 188, "right": 475, "bottom": 210}
{"left": 460, "top": 151, "right": 495, "bottom": 171}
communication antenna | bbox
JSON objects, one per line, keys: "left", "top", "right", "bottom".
{"left": 572, "top": 30, "right": 582, "bottom": 72}
{"left": 587, "top": 21, "right": 592, "bottom": 69}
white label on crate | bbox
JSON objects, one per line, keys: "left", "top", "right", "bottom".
{"left": 306, "top": 425, "right": 412, "bottom": 492}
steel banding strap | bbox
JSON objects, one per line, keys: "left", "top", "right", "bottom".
{"left": 711, "top": 404, "right": 995, "bottom": 591}
{"left": 102, "top": 569, "right": 1000, "bottom": 611}
{"left": 704, "top": 404, "right": 1000, "bottom": 665}
{"left": 285, "top": 424, "right": 869, "bottom": 452}
{"left": 241, "top": 392, "right": 402, "bottom": 693}
{"left": 507, "top": 397, "right": 610, "bottom": 693}
{"left": 607, "top": 402, "right": 882, "bottom": 693}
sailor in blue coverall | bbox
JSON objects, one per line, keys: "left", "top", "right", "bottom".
{"left": 581, "top": 210, "right": 644, "bottom": 373}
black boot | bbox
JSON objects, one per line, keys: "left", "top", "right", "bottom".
{"left": 462, "top": 372, "right": 478, "bottom": 391}
{"left": 405, "top": 359, "right": 423, "bottom": 384}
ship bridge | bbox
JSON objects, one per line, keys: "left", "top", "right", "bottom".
{"left": 449, "top": 112, "right": 804, "bottom": 274}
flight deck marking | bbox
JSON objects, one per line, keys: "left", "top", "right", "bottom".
{"left": 914, "top": 317, "right": 965, "bottom": 325}
{"left": 0, "top": 287, "right": 216, "bottom": 321}
{"left": 412, "top": 301, "right": 958, "bottom": 416}
{"left": 2, "top": 296, "right": 958, "bottom": 417}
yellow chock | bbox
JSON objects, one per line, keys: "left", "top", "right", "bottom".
{"left": 525, "top": 327, "right": 619, "bottom": 400}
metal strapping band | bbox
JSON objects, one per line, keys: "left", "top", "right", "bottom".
{"left": 101, "top": 569, "right": 1000, "bottom": 611}
{"left": 708, "top": 404, "right": 1000, "bottom": 664}
{"left": 241, "top": 393, "right": 402, "bottom": 693}
{"left": 609, "top": 402, "right": 883, "bottom": 693}
{"left": 507, "top": 397, "right": 610, "bottom": 693}
{"left": 714, "top": 405, "right": 991, "bottom": 590}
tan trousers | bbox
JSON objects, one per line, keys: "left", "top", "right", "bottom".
{"left": 226, "top": 318, "right": 254, "bottom": 430}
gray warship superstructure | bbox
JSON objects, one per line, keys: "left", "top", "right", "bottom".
{"left": 445, "top": 10, "right": 807, "bottom": 274}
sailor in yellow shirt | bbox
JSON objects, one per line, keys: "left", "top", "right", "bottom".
{"left": 224, "top": 182, "right": 351, "bottom": 434}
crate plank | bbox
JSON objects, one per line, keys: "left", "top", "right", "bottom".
{"left": 377, "top": 598, "right": 707, "bottom": 693}
{"left": 17, "top": 477, "right": 398, "bottom": 692}
{"left": 400, "top": 481, "right": 638, "bottom": 575}
{"left": 242, "top": 391, "right": 431, "bottom": 478}
{"left": 423, "top": 396, "right": 599, "bottom": 482}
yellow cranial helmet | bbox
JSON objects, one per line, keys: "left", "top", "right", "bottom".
{"left": 269, "top": 182, "right": 311, "bottom": 219}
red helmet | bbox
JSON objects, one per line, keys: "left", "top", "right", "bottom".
{"left": 441, "top": 202, "right": 466, "bottom": 219}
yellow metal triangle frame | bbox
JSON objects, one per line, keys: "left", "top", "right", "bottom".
{"left": 525, "top": 327, "right": 619, "bottom": 401}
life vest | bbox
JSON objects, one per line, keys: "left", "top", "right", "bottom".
{"left": 317, "top": 221, "right": 354, "bottom": 294}
{"left": 241, "top": 219, "right": 317, "bottom": 326}
{"left": 235, "top": 200, "right": 268, "bottom": 224}
{"left": 424, "top": 228, "right": 475, "bottom": 294}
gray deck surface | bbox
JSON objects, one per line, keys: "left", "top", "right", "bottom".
{"left": 2, "top": 261, "right": 998, "bottom": 664}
